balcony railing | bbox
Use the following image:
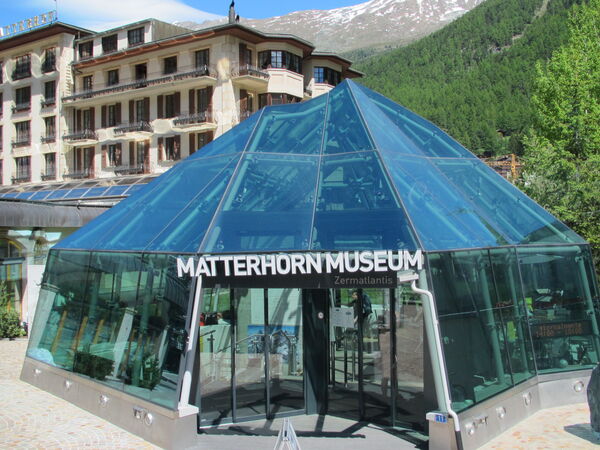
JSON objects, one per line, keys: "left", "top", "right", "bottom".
{"left": 62, "top": 130, "right": 97, "bottom": 142}
{"left": 41, "top": 134, "right": 56, "bottom": 144}
{"left": 12, "top": 173, "right": 31, "bottom": 183}
{"left": 12, "top": 102, "right": 31, "bottom": 113}
{"left": 232, "top": 64, "right": 269, "bottom": 79}
{"left": 41, "top": 97, "right": 56, "bottom": 108}
{"left": 41, "top": 170, "right": 56, "bottom": 181}
{"left": 12, "top": 136, "right": 31, "bottom": 148}
{"left": 63, "top": 66, "right": 216, "bottom": 102}
{"left": 113, "top": 164, "right": 146, "bottom": 175}
{"left": 12, "top": 69, "right": 31, "bottom": 81}
{"left": 64, "top": 168, "right": 94, "bottom": 180}
{"left": 173, "top": 111, "right": 212, "bottom": 126}
{"left": 114, "top": 121, "right": 152, "bottom": 136}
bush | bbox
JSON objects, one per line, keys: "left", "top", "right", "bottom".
{"left": 0, "top": 310, "right": 26, "bottom": 339}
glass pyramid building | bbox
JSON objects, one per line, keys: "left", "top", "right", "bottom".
{"left": 25, "top": 80, "right": 599, "bottom": 447}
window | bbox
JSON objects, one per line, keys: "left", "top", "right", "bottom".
{"left": 165, "top": 136, "right": 180, "bottom": 161}
{"left": 102, "top": 34, "right": 118, "bottom": 54}
{"left": 197, "top": 87, "right": 211, "bottom": 114}
{"left": 107, "top": 69, "right": 119, "bottom": 86}
{"left": 78, "top": 41, "right": 93, "bottom": 59}
{"left": 0, "top": 61, "right": 3, "bottom": 83}
{"left": 128, "top": 27, "right": 144, "bottom": 47}
{"left": 42, "top": 48, "right": 56, "bottom": 72}
{"left": 258, "top": 50, "right": 302, "bottom": 74}
{"left": 44, "top": 80, "right": 56, "bottom": 104}
{"left": 14, "top": 156, "right": 31, "bottom": 182}
{"left": 44, "top": 116, "right": 56, "bottom": 141}
{"left": 15, "top": 86, "right": 31, "bottom": 110}
{"left": 190, "top": 131, "right": 213, "bottom": 155}
{"left": 107, "top": 104, "right": 119, "bottom": 127}
{"left": 44, "top": 153, "right": 56, "bottom": 178}
{"left": 74, "top": 147, "right": 95, "bottom": 176}
{"left": 314, "top": 66, "right": 341, "bottom": 86}
{"left": 108, "top": 144, "right": 122, "bottom": 166}
{"left": 135, "top": 63, "right": 147, "bottom": 81}
{"left": 195, "top": 49, "right": 209, "bottom": 70}
{"left": 13, "top": 121, "right": 30, "bottom": 148}
{"left": 135, "top": 99, "right": 147, "bottom": 122}
{"left": 82, "top": 75, "right": 93, "bottom": 92}
{"left": 0, "top": 126, "right": 2, "bottom": 150}
{"left": 163, "top": 56, "right": 177, "bottom": 75}
{"left": 0, "top": 159, "right": 2, "bottom": 184}
{"left": 83, "top": 109, "right": 93, "bottom": 130}
{"left": 13, "top": 54, "right": 31, "bottom": 80}
{"left": 165, "top": 93, "right": 177, "bottom": 118}
{"left": 258, "top": 93, "right": 300, "bottom": 108}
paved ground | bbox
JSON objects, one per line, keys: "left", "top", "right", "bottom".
{"left": 0, "top": 338, "right": 598, "bottom": 449}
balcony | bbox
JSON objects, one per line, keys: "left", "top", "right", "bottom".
{"left": 114, "top": 121, "right": 152, "bottom": 136}
{"left": 172, "top": 111, "right": 215, "bottom": 132}
{"left": 12, "top": 173, "right": 31, "bottom": 184}
{"left": 12, "top": 102, "right": 31, "bottom": 113}
{"left": 231, "top": 64, "right": 270, "bottom": 90}
{"left": 62, "top": 66, "right": 217, "bottom": 103}
{"left": 62, "top": 129, "right": 98, "bottom": 144}
{"left": 113, "top": 164, "right": 147, "bottom": 175}
{"left": 41, "top": 170, "right": 56, "bottom": 181}
{"left": 12, "top": 69, "right": 31, "bottom": 81}
{"left": 41, "top": 134, "right": 56, "bottom": 144}
{"left": 41, "top": 97, "right": 56, "bottom": 108}
{"left": 11, "top": 135, "right": 31, "bottom": 149}
{"left": 64, "top": 167, "right": 94, "bottom": 180}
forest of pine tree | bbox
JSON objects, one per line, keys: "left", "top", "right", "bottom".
{"left": 356, "top": 0, "right": 584, "bottom": 156}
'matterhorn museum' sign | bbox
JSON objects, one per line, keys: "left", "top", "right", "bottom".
{"left": 177, "top": 250, "right": 424, "bottom": 288}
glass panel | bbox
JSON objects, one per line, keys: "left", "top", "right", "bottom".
{"left": 267, "top": 288, "right": 303, "bottom": 415}
{"left": 63, "top": 188, "right": 90, "bottom": 199}
{"left": 352, "top": 82, "right": 476, "bottom": 159}
{"left": 394, "top": 286, "right": 425, "bottom": 428}
{"left": 312, "top": 151, "right": 418, "bottom": 251}
{"left": 203, "top": 154, "right": 318, "bottom": 253}
{"left": 46, "top": 189, "right": 69, "bottom": 200}
{"left": 383, "top": 154, "right": 508, "bottom": 250}
{"left": 248, "top": 95, "right": 327, "bottom": 155}
{"left": 323, "top": 82, "right": 374, "bottom": 154}
{"left": 104, "top": 185, "right": 129, "bottom": 196}
{"left": 85, "top": 186, "right": 109, "bottom": 197}
{"left": 27, "top": 250, "right": 89, "bottom": 371}
{"left": 122, "top": 254, "right": 190, "bottom": 408}
{"left": 518, "top": 246, "right": 600, "bottom": 373}
{"left": 188, "top": 112, "right": 261, "bottom": 159}
{"left": 234, "top": 288, "right": 266, "bottom": 418}
{"left": 430, "top": 250, "right": 514, "bottom": 412}
{"left": 433, "top": 158, "right": 585, "bottom": 245}
{"left": 146, "top": 155, "right": 239, "bottom": 253}
{"left": 196, "top": 287, "right": 233, "bottom": 424}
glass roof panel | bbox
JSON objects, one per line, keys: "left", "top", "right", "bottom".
{"left": 201, "top": 153, "right": 319, "bottom": 252}
{"left": 353, "top": 82, "right": 476, "bottom": 159}
{"left": 63, "top": 188, "right": 90, "bottom": 199}
{"left": 247, "top": 95, "right": 327, "bottom": 155}
{"left": 323, "top": 82, "right": 374, "bottom": 154}
{"left": 30, "top": 190, "right": 52, "bottom": 201}
{"left": 2, "top": 193, "right": 19, "bottom": 199}
{"left": 16, "top": 192, "right": 35, "bottom": 199}
{"left": 311, "top": 151, "right": 418, "bottom": 251}
{"left": 84, "top": 186, "right": 110, "bottom": 197}
{"left": 383, "top": 154, "right": 508, "bottom": 250}
{"left": 188, "top": 111, "right": 261, "bottom": 159}
{"left": 88, "top": 154, "right": 240, "bottom": 251}
{"left": 46, "top": 189, "right": 70, "bottom": 200}
{"left": 104, "top": 185, "right": 129, "bottom": 196}
{"left": 433, "top": 158, "right": 585, "bottom": 244}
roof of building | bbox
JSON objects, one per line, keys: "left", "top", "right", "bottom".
{"left": 0, "top": 21, "right": 93, "bottom": 52}
{"left": 55, "top": 80, "right": 584, "bottom": 254}
{"left": 0, "top": 199, "right": 107, "bottom": 228}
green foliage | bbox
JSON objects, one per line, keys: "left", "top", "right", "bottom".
{"left": 139, "top": 354, "right": 161, "bottom": 390}
{"left": 0, "top": 310, "right": 25, "bottom": 339}
{"left": 0, "top": 281, "right": 10, "bottom": 309}
{"left": 73, "top": 351, "right": 114, "bottom": 381}
{"left": 520, "top": 0, "right": 600, "bottom": 262}
{"left": 357, "top": 0, "right": 582, "bottom": 155}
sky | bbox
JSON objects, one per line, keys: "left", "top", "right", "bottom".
{"left": 0, "top": 0, "right": 363, "bottom": 32}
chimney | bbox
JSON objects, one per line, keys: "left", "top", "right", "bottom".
{"left": 229, "top": 1, "right": 236, "bottom": 24}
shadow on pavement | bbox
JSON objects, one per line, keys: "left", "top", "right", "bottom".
{"left": 564, "top": 423, "right": 600, "bottom": 445}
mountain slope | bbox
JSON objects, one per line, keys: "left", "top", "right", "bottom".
{"left": 357, "top": 0, "right": 582, "bottom": 155}
{"left": 182, "top": 0, "right": 485, "bottom": 52}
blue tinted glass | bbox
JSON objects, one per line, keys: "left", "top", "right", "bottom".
{"left": 64, "top": 188, "right": 90, "bottom": 199}
{"left": 353, "top": 82, "right": 475, "bottom": 159}
{"left": 30, "top": 190, "right": 52, "bottom": 200}
{"left": 311, "top": 151, "right": 418, "bottom": 251}
{"left": 98, "top": 154, "right": 239, "bottom": 251}
{"left": 324, "top": 83, "right": 374, "bottom": 154}
{"left": 433, "top": 159, "right": 584, "bottom": 244}
{"left": 85, "top": 186, "right": 110, "bottom": 197}
{"left": 123, "top": 185, "right": 143, "bottom": 195}
{"left": 104, "top": 185, "right": 129, "bottom": 196}
{"left": 16, "top": 192, "right": 35, "bottom": 199}
{"left": 3, "top": 193, "right": 19, "bottom": 198}
{"left": 46, "top": 189, "right": 69, "bottom": 200}
{"left": 248, "top": 95, "right": 327, "bottom": 154}
{"left": 146, "top": 157, "right": 239, "bottom": 253}
{"left": 188, "top": 111, "right": 261, "bottom": 159}
{"left": 382, "top": 154, "right": 508, "bottom": 250}
{"left": 202, "top": 154, "right": 319, "bottom": 252}
{"left": 349, "top": 82, "right": 422, "bottom": 156}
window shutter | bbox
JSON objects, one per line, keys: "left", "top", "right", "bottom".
{"left": 76, "top": 109, "right": 82, "bottom": 131}
{"left": 207, "top": 131, "right": 213, "bottom": 144}
{"left": 116, "top": 102, "right": 121, "bottom": 125}
{"left": 101, "top": 105, "right": 107, "bottom": 128}
{"left": 207, "top": 86, "right": 213, "bottom": 121}
{"left": 88, "top": 147, "right": 95, "bottom": 172}
{"left": 157, "top": 137, "right": 164, "bottom": 161}
{"left": 188, "top": 89, "right": 195, "bottom": 115}
{"left": 144, "top": 140, "right": 150, "bottom": 172}
{"left": 116, "top": 142, "right": 122, "bottom": 166}
{"left": 239, "top": 43, "right": 246, "bottom": 66}
{"left": 89, "top": 107, "right": 96, "bottom": 131}
{"left": 174, "top": 92, "right": 180, "bottom": 117}
{"left": 189, "top": 133, "right": 195, "bottom": 155}
{"left": 157, "top": 95, "right": 164, "bottom": 119}
{"left": 129, "top": 141, "right": 135, "bottom": 166}
{"left": 174, "top": 135, "right": 181, "bottom": 160}
{"left": 129, "top": 100, "right": 134, "bottom": 123}
{"left": 143, "top": 97, "right": 150, "bottom": 122}
{"left": 101, "top": 145, "right": 107, "bottom": 169}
